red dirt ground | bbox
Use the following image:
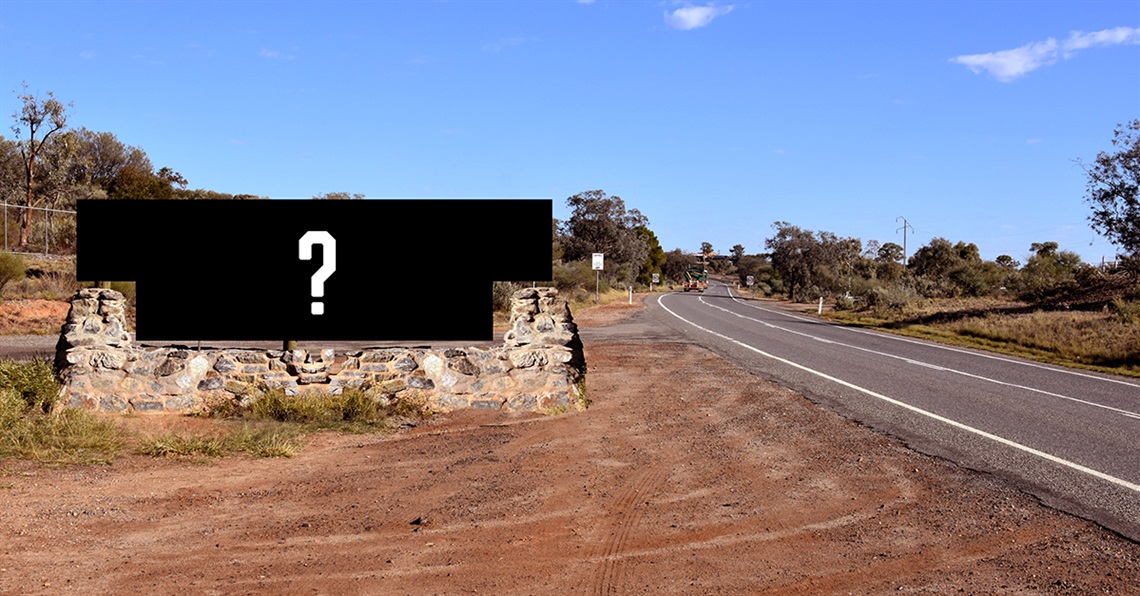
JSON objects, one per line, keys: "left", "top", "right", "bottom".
{"left": 1, "top": 297, "right": 1138, "bottom": 594}
{"left": 0, "top": 299, "right": 68, "bottom": 335}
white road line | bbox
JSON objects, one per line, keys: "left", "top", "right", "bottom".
{"left": 657, "top": 294, "right": 1140, "bottom": 494}
{"left": 695, "top": 294, "right": 1140, "bottom": 420}
{"left": 719, "top": 284, "right": 1140, "bottom": 391}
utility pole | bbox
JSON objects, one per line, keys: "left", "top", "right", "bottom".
{"left": 895, "top": 216, "right": 913, "bottom": 265}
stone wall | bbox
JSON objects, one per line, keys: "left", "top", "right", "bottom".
{"left": 55, "top": 287, "right": 585, "bottom": 415}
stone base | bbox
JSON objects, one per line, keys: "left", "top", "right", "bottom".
{"left": 56, "top": 287, "right": 586, "bottom": 415}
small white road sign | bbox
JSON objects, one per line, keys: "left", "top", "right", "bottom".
{"left": 592, "top": 253, "right": 604, "bottom": 271}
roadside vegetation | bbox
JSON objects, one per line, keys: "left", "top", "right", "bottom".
{"left": 0, "top": 357, "right": 430, "bottom": 465}
{"left": 727, "top": 231, "right": 1139, "bottom": 376}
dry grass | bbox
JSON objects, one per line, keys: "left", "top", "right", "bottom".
{"left": 0, "top": 359, "right": 425, "bottom": 465}
{"left": 826, "top": 299, "right": 1140, "bottom": 377}
{"left": 946, "top": 310, "right": 1139, "bottom": 370}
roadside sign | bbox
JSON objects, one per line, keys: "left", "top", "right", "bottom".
{"left": 592, "top": 253, "right": 604, "bottom": 271}
{"left": 652, "top": 273, "right": 660, "bottom": 283}
{"left": 746, "top": 275, "right": 755, "bottom": 286}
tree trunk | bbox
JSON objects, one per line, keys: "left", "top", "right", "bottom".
{"left": 19, "top": 154, "right": 35, "bottom": 250}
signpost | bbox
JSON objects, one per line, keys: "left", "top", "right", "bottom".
{"left": 651, "top": 272, "right": 659, "bottom": 292}
{"left": 592, "top": 253, "right": 604, "bottom": 303}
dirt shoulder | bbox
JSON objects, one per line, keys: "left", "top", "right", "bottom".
{"left": 1, "top": 294, "right": 1138, "bottom": 594}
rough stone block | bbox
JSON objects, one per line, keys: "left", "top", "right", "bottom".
{"left": 360, "top": 352, "right": 394, "bottom": 364}
{"left": 378, "top": 378, "right": 406, "bottom": 394}
{"left": 188, "top": 355, "right": 210, "bottom": 378}
{"left": 448, "top": 356, "right": 478, "bottom": 376}
{"left": 224, "top": 380, "right": 254, "bottom": 395}
{"left": 155, "top": 359, "right": 185, "bottom": 377}
{"left": 507, "top": 394, "right": 538, "bottom": 411}
{"left": 213, "top": 357, "right": 238, "bottom": 373}
{"left": 198, "top": 377, "right": 224, "bottom": 391}
{"left": 99, "top": 394, "right": 129, "bottom": 413}
{"left": 66, "top": 393, "right": 98, "bottom": 410}
{"left": 539, "top": 391, "right": 573, "bottom": 411}
{"left": 297, "top": 373, "right": 330, "bottom": 385}
{"left": 131, "top": 399, "right": 164, "bottom": 412}
{"left": 164, "top": 394, "right": 199, "bottom": 412}
{"left": 407, "top": 376, "right": 434, "bottom": 390}
{"left": 435, "top": 393, "right": 469, "bottom": 411}
{"left": 236, "top": 352, "right": 269, "bottom": 364}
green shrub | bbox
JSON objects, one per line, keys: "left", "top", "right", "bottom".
{"left": 245, "top": 388, "right": 395, "bottom": 429}
{"left": 138, "top": 433, "right": 226, "bottom": 457}
{"left": 1111, "top": 298, "right": 1140, "bottom": 324}
{"left": 0, "top": 252, "right": 26, "bottom": 294}
{"left": 492, "top": 281, "right": 520, "bottom": 312}
{"left": 865, "top": 283, "right": 919, "bottom": 316}
{"left": 0, "top": 359, "right": 59, "bottom": 413}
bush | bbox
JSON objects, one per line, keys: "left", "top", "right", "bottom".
{"left": 0, "top": 252, "right": 26, "bottom": 294}
{"left": 552, "top": 260, "right": 597, "bottom": 294}
{"left": 0, "top": 359, "right": 59, "bottom": 413}
{"left": 492, "top": 281, "right": 520, "bottom": 313}
{"left": 833, "top": 294, "right": 856, "bottom": 311}
{"left": 865, "top": 283, "right": 919, "bottom": 316}
{"left": 245, "top": 387, "right": 400, "bottom": 429}
{"left": 1111, "top": 298, "right": 1140, "bottom": 324}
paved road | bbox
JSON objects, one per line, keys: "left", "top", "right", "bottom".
{"left": 647, "top": 282, "right": 1140, "bottom": 541}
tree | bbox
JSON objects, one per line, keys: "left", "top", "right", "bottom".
{"left": 636, "top": 226, "right": 666, "bottom": 286}
{"left": 1021, "top": 241, "right": 1083, "bottom": 300}
{"left": 700, "top": 242, "right": 714, "bottom": 258}
{"left": 1082, "top": 120, "right": 1140, "bottom": 259}
{"left": 995, "top": 254, "right": 1019, "bottom": 269}
{"left": 10, "top": 83, "right": 71, "bottom": 248}
{"left": 876, "top": 242, "right": 905, "bottom": 264}
{"left": 766, "top": 223, "right": 813, "bottom": 301}
{"left": 560, "top": 190, "right": 649, "bottom": 284}
{"left": 663, "top": 248, "right": 696, "bottom": 282}
{"left": 909, "top": 237, "right": 993, "bottom": 297}
{"left": 730, "top": 244, "right": 745, "bottom": 262}
{"left": 313, "top": 192, "right": 364, "bottom": 200}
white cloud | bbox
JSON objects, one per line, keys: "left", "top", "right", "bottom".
{"left": 260, "top": 48, "right": 281, "bottom": 58}
{"left": 576, "top": 0, "right": 595, "bottom": 4}
{"left": 664, "top": 3, "right": 734, "bottom": 30}
{"left": 79, "top": 50, "right": 96, "bottom": 60}
{"left": 952, "top": 26, "right": 1140, "bottom": 82}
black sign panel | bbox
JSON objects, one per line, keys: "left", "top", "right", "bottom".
{"left": 77, "top": 199, "right": 552, "bottom": 341}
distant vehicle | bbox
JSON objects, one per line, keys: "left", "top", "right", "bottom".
{"left": 683, "top": 268, "right": 708, "bottom": 292}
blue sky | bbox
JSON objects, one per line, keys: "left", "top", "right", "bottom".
{"left": 2, "top": 0, "right": 1137, "bottom": 264}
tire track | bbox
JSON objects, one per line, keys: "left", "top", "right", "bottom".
{"left": 586, "top": 464, "right": 667, "bottom": 595}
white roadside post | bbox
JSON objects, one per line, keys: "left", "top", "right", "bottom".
{"left": 592, "top": 253, "right": 604, "bottom": 303}
{"left": 818, "top": 296, "right": 824, "bottom": 315}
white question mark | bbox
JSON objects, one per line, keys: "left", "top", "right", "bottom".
{"left": 299, "top": 231, "right": 336, "bottom": 315}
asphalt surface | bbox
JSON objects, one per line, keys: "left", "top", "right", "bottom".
{"left": 647, "top": 282, "right": 1140, "bottom": 541}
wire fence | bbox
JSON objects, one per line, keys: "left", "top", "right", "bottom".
{"left": 0, "top": 203, "right": 77, "bottom": 258}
